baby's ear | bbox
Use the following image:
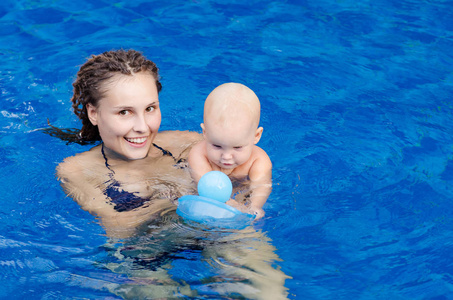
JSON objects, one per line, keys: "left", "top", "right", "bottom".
{"left": 254, "top": 127, "right": 263, "bottom": 144}
{"left": 86, "top": 103, "right": 98, "bottom": 126}
{"left": 200, "top": 123, "right": 206, "bottom": 136}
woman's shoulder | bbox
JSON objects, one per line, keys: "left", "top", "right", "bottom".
{"left": 154, "top": 130, "right": 202, "bottom": 158}
{"left": 56, "top": 145, "right": 102, "bottom": 178}
{"left": 155, "top": 130, "right": 202, "bottom": 143}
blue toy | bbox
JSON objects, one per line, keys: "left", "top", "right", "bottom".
{"left": 176, "top": 171, "right": 254, "bottom": 226}
{"left": 197, "top": 170, "right": 232, "bottom": 203}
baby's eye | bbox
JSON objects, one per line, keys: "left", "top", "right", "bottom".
{"left": 234, "top": 146, "right": 243, "bottom": 149}
{"left": 212, "top": 144, "right": 222, "bottom": 149}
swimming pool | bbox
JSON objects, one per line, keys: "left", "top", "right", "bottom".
{"left": 1, "top": 0, "right": 453, "bottom": 298}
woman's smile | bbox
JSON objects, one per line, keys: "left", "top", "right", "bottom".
{"left": 125, "top": 136, "right": 148, "bottom": 146}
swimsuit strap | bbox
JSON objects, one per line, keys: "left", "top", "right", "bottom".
{"left": 101, "top": 142, "right": 184, "bottom": 179}
{"left": 152, "top": 143, "right": 175, "bottom": 158}
{"left": 153, "top": 143, "right": 187, "bottom": 165}
{"left": 101, "top": 143, "right": 176, "bottom": 172}
{"left": 101, "top": 143, "right": 115, "bottom": 174}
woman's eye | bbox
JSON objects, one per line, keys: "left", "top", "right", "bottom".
{"left": 119, "top": 110, "right": 130, "bottom": 116}
{"left": 146, "top": 106, "right": 155, "bottom": 112}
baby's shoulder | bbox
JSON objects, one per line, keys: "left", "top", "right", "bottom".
{"left": 244, "top": 146, "right": 272, "bottom": 181}
{"left": 191, "top": 139, "right": 206, "bottom": 151}
{"left": 252, "top": 145, "right": 271, "bottom": 163}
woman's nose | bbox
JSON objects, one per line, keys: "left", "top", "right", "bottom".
{"left": 133, "top": 114, "right": 148, "bottom": 132}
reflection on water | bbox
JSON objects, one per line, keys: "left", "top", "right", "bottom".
{"left": 101, "top": 210, "right": 291, "bottom": 300}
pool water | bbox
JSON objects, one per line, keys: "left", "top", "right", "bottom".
{"left": 1, "top": 0, "right": 453, "bottom": 298}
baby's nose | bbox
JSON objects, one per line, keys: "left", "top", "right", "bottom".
{"left": 221, "top": 151, "right": 233, "bottom": 159}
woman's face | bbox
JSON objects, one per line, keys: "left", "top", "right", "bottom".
{"left": 87, "top": 73, "right": 161, "bottom": 160}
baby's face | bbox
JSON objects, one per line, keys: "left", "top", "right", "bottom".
{"left": 203, "top": 117, "right": 258, "bottom": 170}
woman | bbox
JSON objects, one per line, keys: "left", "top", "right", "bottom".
{"left": 56, "top": 49, "right": 202, "bottom": 238}
{"left": 55, "top": 49, "right": 291, "bottom": 299}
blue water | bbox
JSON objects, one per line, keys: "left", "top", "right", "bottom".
{"left": 1, "top": 0, "right": 453, "bottom": 298}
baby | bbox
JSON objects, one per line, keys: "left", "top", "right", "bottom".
{"left": 188, "top": 82, "right": 272, "bottom": 218}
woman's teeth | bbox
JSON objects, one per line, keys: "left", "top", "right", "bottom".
{"left": 125, "top": 137, "right": 147, "bottom": 144}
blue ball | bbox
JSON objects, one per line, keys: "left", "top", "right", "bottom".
{"left": 197, "top": 171, "right": 232, "bottom": 203}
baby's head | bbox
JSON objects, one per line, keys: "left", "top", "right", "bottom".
{"left": 203, "top": 82, "right": 261, "bottom": 132}
{"left": 201, "top": 83, "right": 263, "bottom": 170}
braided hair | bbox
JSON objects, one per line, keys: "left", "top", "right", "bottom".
{"left": 72, "top": 49, "right": 162, "bottom": 142}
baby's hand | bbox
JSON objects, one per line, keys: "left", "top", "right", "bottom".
{"left": 225, "top": 199, "right": 243, "bottom": 210}
{"left": 250, "top": 207, "right": 265, "bottom": 220}
{"left": 226, "top": 200, "right": 265, "bottom": 219}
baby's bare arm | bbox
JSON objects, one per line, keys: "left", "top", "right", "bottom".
{"left": 188, "top": 141, "right": 214, "bottom": 183}
{"left": 247, "top": 148, "right": 273, "bottom": 218}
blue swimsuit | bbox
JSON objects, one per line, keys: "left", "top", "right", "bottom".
{"left": 101, "top": 143, "right": 182, "bottom": 212}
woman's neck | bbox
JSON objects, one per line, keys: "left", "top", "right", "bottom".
{"left": 100, "top": 143, "right": 170, "bottom": 168}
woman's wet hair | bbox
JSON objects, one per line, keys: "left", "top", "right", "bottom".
{"left": 44, "top": 49, "right": 162, "bottom": 144}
